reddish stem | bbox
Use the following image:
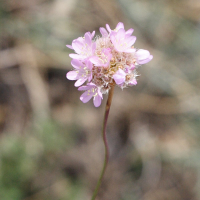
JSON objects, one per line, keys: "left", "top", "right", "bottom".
{"left": 91, "top": 86, "right": 115, "bottom": 200}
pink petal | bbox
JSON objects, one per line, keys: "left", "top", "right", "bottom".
{"left": 66, "top": 71, "right": 78, "bottom": 80}
{"left": 100, "top": 27, "right": 108, "bottom": 37}
{"left": 78, "top": 85, "right": 93, "bottom": 91}
{"left": 125, "top": 36, "right": 136, "bottom": 46}
{"left": 85, "top": 32, "right": 92, "bottom": 46}
{"left": 69, "top": 54, "right": 85, "bottom": 60}
{"left": 116, "top": 22, "right": 124, "bottom": 30}
{"left": 66, "top": 45, "right": 73, "bottom": 49}
{"left": 91, "top": 31, "right": 95, "bottom": 38}
{"left": 129, "top": 79, "right": 137, "bottom": 85}
{"left": 71, "top": 59, "right": 82, "bottom": 69}
{"left": 125, "top": 28, "right": 134, "bottom": 36}
{"left": 93, "top": 94, "right": 102, "bottom": 107}
{"left": 72, "top": 40, "right": 83, "bottom": 54}
{"left": 80, "top": 91, "right": 93, "bottom": 103}
{"left": 113, "top": 76, "right": 125, "bottom": 85}
{"left": 75, "top": 78, "right": 87, "bottom": 87}
{"left": 92, "top": 43, "right": 96, "bottom": 53}
{"left": 88, "top": 73, "right": 92, "bottom": 82}
{"left": 138, "top": 55, "right": 153, "bottom": 64}
{"left": 136, "top": 49, "right": 150, "bottom": 60}
{"left": 86, "top": 60, "right": 93, "bottom": 71}
{"left": 89, "top": 56, "right": 101, "bottom": 66}
{"left": 113, "top": 69, "right": 126, "bottom": 85}
{"left": 117, "top": 28, "right": 125, "bottom": 38}
{"left": 106, "top": 24, "right": 112, "bottom": 32}
{"left": 124, "top": 48, "right": 136, "bottom": 53}
{"left": 130, "top": 64, "right": 135, "bottom": 70}
{"left": 136, "top": 49, "right": 153, "bottom": 64}
{"left": 110, "top": 32, "right": 117, "bottom": 42}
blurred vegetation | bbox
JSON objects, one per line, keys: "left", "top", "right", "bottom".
{"left": 0, "top": 0, "right": 200, "bottom": 200}
{"left": 0, "top": 120, "right": 87, "bottom": 200}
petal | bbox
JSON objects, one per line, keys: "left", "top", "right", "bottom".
{"left": 129, "top": 79, "right": 137, "bottom": 85}
{"left": 89, "top": 56, "right": 102, "bottom": 66}
{"left": 66, "top": 45, "right": 73, "bottom": 49}
{"left": 138, "top": 55, "right": 153, "bottom": 64}
{"left": 80, "top": 91, "right": 93, "bottom": 103}
{"left": 125, "top": 28, "right": 134, "bottom": 36}
{"left": 85, "top": 32, "right": 92, "bottom": 46}
{"left": 88, "top": 73, "right": 92, "bottom": 82}
{"left": 69, "top": 54, "right": 85, "bottom": 60}
{"left": 110, "top": 32, "right": 116, "bottom": 42}
{"left": 74, "top": 37, "right": 84, "bottom": 43}
{"left": 116, "top": 22, "right": 124, "bottom": 31}
{"left": 136, "top": 49, "right": 150, "bottom": 60}
{"left": 74, "top": 78, "right": 87, "bottom": 87}
{"left": 117, "top": 28, "right": 125, "bottom": 38}
{"left": 78, "top": 85, "right": 93, "bottom": 91}
{"left": 92, "top": 42, "right": 96, "bottom": 54}
{"left": 71, "top": 59, "right": 83, "bottom": 69}
{"left": 130, "top": 64, "right": 135, "bottom": 70}
{"left": 124, "top": 48, "right": 136, "bottom": 53}
{"left": 113, "top": 69, "right": 126, "bottom": 85}
{"left": 91, "top": 31, "right": 95, "bottom": 38}
{"left": 106, "top": 24, "right": 112, "bottom": 32}
{"left": 86, "top": 60, "right": 93, "bottom": 71}
{"left": 110, "top": 32, "right": 119, "bottom": 46}
{"left": 72, "top": 40, "right": 83, "bottom": 54}
{"left": 100, "top": 27, "right": 108, "bottom": 37}
{"left": 125, "top": 36, "right": 136, "bottom": 47}
{"left": 93, "top": 94, "right": 102, "bottom": 107}
{"left": 113, "top": 76, "right": 125, "bottom": 85}
{"left": 66, "top": 71, "right": 78, "bottom": 80}
{"left": 118, "top": 68, "right": 126, "bottom": 75}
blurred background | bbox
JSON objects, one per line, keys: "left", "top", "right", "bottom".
{"left": 0, "top": 0, "right": 200, "bottom": 199}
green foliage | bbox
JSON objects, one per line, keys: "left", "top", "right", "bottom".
{"left": 0, "top": 120, "right": 84, "bottom": 200}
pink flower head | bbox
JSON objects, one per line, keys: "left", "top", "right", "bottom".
{"left": 66, "top": 22, "right": 153, "bottom": 107}
{"left": 66, "top": 59, "right": 93, "bottom": 87}
{"left": 78, "top": 83, "right": 103, "bottom": 107}
{"left": 136, "top": 49, "right": 153, "bottom": 65}
{"left": 90, "top": 48, "right": 112, "bottom": 67}
{"left": 67, "top": 32, "right": 96, "bottom": 60}
{"left": 110, "top": 29, "right": 136, "bottom": 53}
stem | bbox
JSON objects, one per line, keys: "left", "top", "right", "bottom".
{"left": 91, "top": 86, "right": 115, "bottom": 200}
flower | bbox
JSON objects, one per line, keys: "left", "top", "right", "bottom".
{"left": 66, "top": 59, "right": 93, "bottom": 87}
{"left": 78, "top": 83, "right": 103, "bottom": 107}
{"left": 66, "top": 22, "right": 153, "bottom": 107}
{"left": 90, "top": 48, "right": 112, "bottom": 67}
{"left": 67, "top": 32, "right": 96, "bottom": 60}
{"left": 110, "top": 29, "right": 136, "bottom": 53}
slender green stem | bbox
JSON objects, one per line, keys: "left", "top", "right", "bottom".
{"left": 91, "top": 86, "right": 115, "bottom": 200}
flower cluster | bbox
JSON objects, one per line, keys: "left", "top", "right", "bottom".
{"left": 66, "top": 22, "right": 153, "bottom": 107}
